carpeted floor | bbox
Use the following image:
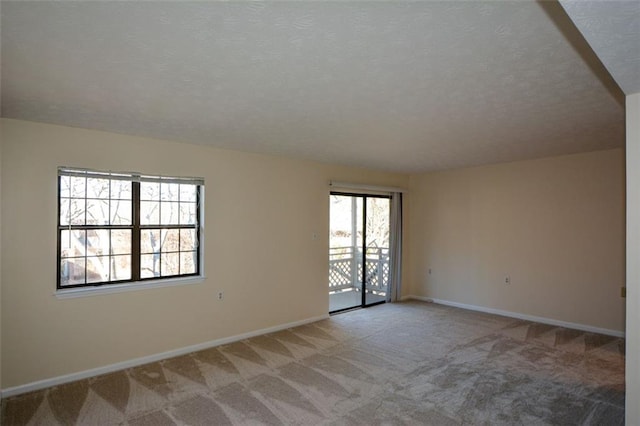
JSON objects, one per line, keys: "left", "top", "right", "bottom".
{"left": 2, "top": 301, "right": 625, "bottom": 425}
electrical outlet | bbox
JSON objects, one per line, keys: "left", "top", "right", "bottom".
{"left": 218, "top": 291, "right": 224, "bottom": 300}
{"left": 504, "top": 275, "right": 510, "bottom": 285}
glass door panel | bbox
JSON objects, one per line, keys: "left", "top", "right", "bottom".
{"left": 365, "top": 197, "right": 390, "bottom": 306}
{"left": 329, "top": 195, "right": 363, "bottom": 312}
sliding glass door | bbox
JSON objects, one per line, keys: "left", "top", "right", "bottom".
{"left": 329, "top": 193, "right": 390, "bottom": 313}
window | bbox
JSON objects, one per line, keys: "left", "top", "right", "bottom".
{"left": 57, "top": 167, "right": 203, "bottom": 289}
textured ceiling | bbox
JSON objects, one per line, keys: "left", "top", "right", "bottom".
{"left": 0, "top": 1, "right": 626, "bottom": 173}
{"left": 560, "top": 0, "right": 640, "bottom": 95}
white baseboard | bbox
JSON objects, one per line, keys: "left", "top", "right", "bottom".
{"left": 404, "top": 295, "right": 625, "bottom": 338}
{"left": 1, "top": 314, "right": 329, "bottom": 399}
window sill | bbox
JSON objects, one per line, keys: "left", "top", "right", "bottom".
{"left": 55, "top": 276, "right": 206, "bottom": 299}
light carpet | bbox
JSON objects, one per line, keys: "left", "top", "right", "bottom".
{"left": 1, "top": 301, "right": 625, "bottom": 425}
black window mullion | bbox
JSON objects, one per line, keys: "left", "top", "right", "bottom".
{"left": 57, "top": 176, "right": 62, "bottom": 289}
{"left": 197, "top": 185, "right": 201, "bottom": 276}
{"left": 57, "top": 229, "right": 62, "bottom": 289}
{"left": 132, "top": 182, "right": 141, "bottom": 281}
{"left": 178, "top": 186, "right": 181, "bottom": 276}
{"left": 108, "top": 228, "right": 112, "bottom": 282}
{"left": 61, "top": 225, "right": 132, "bottom": 230}
{"left": 84, "top": 177, "right": 88, "bottom": 227}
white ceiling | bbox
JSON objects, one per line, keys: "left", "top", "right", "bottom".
{"left": 560, "top": 0, "right": 640, "bottom": 96}
{"left": 0, "top": 1, "right": 629, "bottom": 173}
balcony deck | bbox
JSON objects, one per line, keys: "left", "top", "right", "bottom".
{"left": 329, "top": 246, "right": 389, "bottom": 312}
{"left": 329, "top": 289, "right": 386, "bottom": 312}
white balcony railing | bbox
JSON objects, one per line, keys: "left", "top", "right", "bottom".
{"left": 329, "top": 246, "right": 389, "bottom": 294}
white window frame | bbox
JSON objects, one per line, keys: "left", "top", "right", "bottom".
{"left": 56, "top": 167, "right": 205, "bottom": 297}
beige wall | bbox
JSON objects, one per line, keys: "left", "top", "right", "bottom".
{"left": 408, "top": 149, "right": 625, "bottom": 332}
{"left": 0, "top": 116, "right": 628, "bottom": 392}
{"left": 626, "top": 93, "right": 640, "bottom": 425}
{"left": 0, "top": 118, "right": 409, "bottom": 389}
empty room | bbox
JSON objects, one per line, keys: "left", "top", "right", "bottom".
{"left": 0, "top": 0, "right": 638, "bottom": 425}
